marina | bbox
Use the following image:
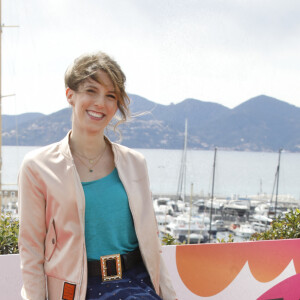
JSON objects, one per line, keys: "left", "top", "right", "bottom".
{"left": 152, "top": 130, "right": 300, "bottom": 244}
{"left": 153, "top": 192, "right": 298, "bottom": 244}
{"left": 1, "top": 144, "right": 300, "bottom": 245}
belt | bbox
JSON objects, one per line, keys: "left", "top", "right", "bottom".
{"left": 87, "top": 248, "right": 142, "bottom": 282}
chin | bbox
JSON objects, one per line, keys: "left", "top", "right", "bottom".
{"left": 86, "top": 126, "right": 106, "bottom": 135}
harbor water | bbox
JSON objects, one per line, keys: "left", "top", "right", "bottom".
{"left": 2, "top": 146, "right": 300, "bottom": 201}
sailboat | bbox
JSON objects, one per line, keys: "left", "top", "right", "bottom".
{"left": 160, "top": 119, "right": 211, "bottom": 244}
{"left": 208, "top": 147, "right": 217, "bottom": 242}
{"left": 171, "top": 119, "right": 188, "bottom": 214}
{"left": 268, "top": 149, "right": 282, "bottom": 219}
{"left": 176, "top": 119, "right": 188, "bottom": 201}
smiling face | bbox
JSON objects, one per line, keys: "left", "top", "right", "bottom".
{"left": 66, "top": 70, "right": 118, "bottom": 136}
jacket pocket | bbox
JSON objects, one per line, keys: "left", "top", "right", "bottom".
{"left": 45, "top": 218, "right": 57, "bottom": 261}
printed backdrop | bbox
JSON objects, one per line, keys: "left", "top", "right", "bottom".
{"left": 162, "top": 239, "right": 300, "bottom": 300}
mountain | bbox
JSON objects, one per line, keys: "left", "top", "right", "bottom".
{"left": 2, "top": 109, "right": 71, "bottom": 146}
{"left": 2, "top": 113, "right": 45, "bottom": 131}
{"left": 200, "top": 95, "right": 300, "bottom": 151}
{"left": 2, "top": 94, "right": 300, "bottom": 152}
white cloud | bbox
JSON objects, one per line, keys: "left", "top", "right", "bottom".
{"left": 2, "top": 0, "right": 300, "bottom": 115}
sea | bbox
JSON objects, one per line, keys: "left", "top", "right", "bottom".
{"left": 2, "top": 146, "right": 300, "bottom": 201}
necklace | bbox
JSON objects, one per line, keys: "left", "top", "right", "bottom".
{"left": 74, "top": 149, "right": 103, "bottom": 164}
{"left": 73, "top": 144, "right": 107, "bottom": 173}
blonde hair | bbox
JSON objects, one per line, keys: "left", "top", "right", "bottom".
{"left": 64, "top": 51, "right": 130, "bottom": 128}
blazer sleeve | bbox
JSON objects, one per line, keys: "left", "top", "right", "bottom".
{"left": 18, "top": 158, "right": 47, "bottom": 300}
{"left": 159, "top": 255, "right": 178, "bottom": 300}
{"left": 143, "top": 160, "right": 177, "bottom": 300}
{"left": 149, "top": 192, "right": 177, "bottom": 300}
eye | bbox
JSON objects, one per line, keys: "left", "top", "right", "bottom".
{"left": 107, "top": 94, "right": 116, "bottom": 100}
{"left": 87, "top": 89, "right": 96, "bottom": 93}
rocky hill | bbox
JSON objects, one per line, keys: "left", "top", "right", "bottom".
{"left": 2, "top": 94, "right": 300, "bottom": 152}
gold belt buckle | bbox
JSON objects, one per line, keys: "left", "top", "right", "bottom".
{"left": 100, "top": 254, "right": 122, "bottom": 282}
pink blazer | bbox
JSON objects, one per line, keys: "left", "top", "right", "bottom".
{"left": 18, "top": 132, "right": 176, "bottom": 300}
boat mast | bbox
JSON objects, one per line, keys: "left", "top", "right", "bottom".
{"left": 274, "top": 149, "right": 282, "bottom": 218}
{"left": 176, "top": 119, "right": 188, "bottom": 202}
{"left": 209, "top": 147, "right": 217, "bottom": 243}
{"left": 187, "top": 182, "right": 193, "bottom": 244}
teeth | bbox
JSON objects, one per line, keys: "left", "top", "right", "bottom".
{"left": 87, "top": 111, "right": 104, "bottom": 118}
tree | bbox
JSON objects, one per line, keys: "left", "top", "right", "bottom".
{"left": 0, "top": 213, "right": 19, "bottom": 254}
{"left": 250, "top": 209, "right": 300, "bottom": 241}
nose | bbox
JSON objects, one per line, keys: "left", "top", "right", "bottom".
{"left": 94, "top": 93, "right": 105, "bottom": 107}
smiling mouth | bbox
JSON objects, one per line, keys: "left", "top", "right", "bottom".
{"left": 87, "top": 110, "right": 105, "bottom": 119}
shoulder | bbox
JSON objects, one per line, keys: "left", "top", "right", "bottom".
{"left": 21, "top": 141, "right": 62, "bottom": 170}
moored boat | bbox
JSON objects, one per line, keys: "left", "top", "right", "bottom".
{"left": 161, "top": 214, "right": 209, "bottom": 243}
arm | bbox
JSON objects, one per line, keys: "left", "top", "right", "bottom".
{"left": 144, "top": 161, "right": 177, "bottom": 300}
{"left": 18, "top": 158, "right": 47, "bottom": 300}
{"left": 159, "top": 256, "right": 178, "bottom": 300}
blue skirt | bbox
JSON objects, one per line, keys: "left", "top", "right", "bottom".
{"left": 86, "top": 262, "right": 163, "bottom": 300}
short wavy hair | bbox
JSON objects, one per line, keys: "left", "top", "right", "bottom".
{"left": 64, "top": 51, "right": 130, "bottom": 128}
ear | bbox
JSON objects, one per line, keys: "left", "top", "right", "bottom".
{"left": 66, "top": 88, "right": 74, "bottom": 106}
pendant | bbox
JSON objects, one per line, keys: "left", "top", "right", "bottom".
{"left": 89, "top": 169, "right": 93, "bottom": 173}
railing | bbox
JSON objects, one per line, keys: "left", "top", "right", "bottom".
{"left": 1, "top": 240, "right": 300, "bottom": 299}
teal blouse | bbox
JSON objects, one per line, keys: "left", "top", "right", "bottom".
{"left": 82, "top": 168, "right": 138, "bottom": 261}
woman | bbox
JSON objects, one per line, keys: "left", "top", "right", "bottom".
{"left": 18, "top": 51, "right": 177, "bottom": 300}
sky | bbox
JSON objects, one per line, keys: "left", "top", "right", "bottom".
{"left": 2, "top": 0, "right": 300, "bottom": 115}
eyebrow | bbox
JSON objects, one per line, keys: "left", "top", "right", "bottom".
{"left": 84, "top": 83, "right": 116, "bottom": 92}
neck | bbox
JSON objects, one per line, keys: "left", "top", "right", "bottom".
{"left": 69, "top": 128, "right": 107, "bottom": 158}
